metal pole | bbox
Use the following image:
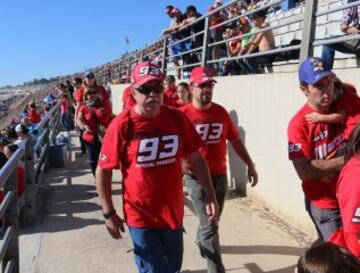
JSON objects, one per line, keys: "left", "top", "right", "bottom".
{"left": 24, "top": 139, "right": 35, "bottom": 224}
{"left": 201, "top": 17, "right": 210, "bottom": 68}
{"left": 126, "top": 56, "right": 132, "bottom": 78}
{"left": 161, "top": 37, "right": 169, "bottom": 75}
{"left": 3, "top": 170, "right": 19, "bottom": 273}
{"left": 140, "top": 50, "right": 144, "bottom": 62}
{"left": 299, "top": 0, "right": 318, "bottom": 62}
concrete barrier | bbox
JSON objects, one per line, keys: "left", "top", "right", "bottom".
{"left": 109, "top": 67, "right": 360, "bottom": 236}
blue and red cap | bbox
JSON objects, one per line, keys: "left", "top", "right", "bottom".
{"left": 299, "top": 57, "right": 335, "bottom": 85}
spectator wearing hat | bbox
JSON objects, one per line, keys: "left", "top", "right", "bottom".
{"left": 74, "top": 70, "right": 110, "bottom": 106}
{"left": 208, "top": 0, "right": 227, "bottom": 62}
{"left": 14, "top": 124, "right": 32, "bottom": 151}
{"left": 95, "top": 61, "right": 218, "bottom": 273}
{"left": 181, "top": 66, "right": 258, "bottom": 273}
{"left": 163, "top": 8, "right": 187, "bottom": 79}
{"left": 77, "top": 86, "right": 112, "bottom": 176}
{"left": 288, "top": 57, "right": 345, "bottom": 241}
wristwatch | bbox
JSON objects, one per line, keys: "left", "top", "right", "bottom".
{"left": 103, "top": 209, "right": 116, "bottom": 220}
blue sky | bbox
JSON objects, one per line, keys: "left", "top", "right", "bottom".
{"left": 0, "top": 0, "right": 215, "bottom": 87}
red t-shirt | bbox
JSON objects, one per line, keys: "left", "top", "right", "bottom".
{"left": 175, "top": 100, "right": 188, "bottom": 108}
{"left": 288, "top": 103, "right": 344, "bottom": 209}
{"left": 60, "top": 98, "right": 69, "bottom": 114}
{"left": 122, "top": 86, "right": 135, "bottom": 111}
{"left": 334, "top": 84, "right": 360, "bottom": 140}
{"left": 28, "top": 108, "right": 41, "bottom": 124}
{"left": 208, "top": 6, "right": 225, "bottom": 31}
{"left": 328, "top": 156, "right": 360, "bottom": 258}
{"left": 163, "top": 87, "right": 178, "bottom": 107}
{"left": 180, "top": 103, "right": 239, "bottom": 175}
{"left": 98, "top": 106, "right": 203, "bottom": 229}
{"left": 78, "top": 101, "right": 112, "bottom": 144}
{"left": 74, "top": 85, "right": 110, "bottom": 104}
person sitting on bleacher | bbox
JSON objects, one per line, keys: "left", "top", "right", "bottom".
{"left": 321, "top": 0, "right": 360, "bottom": 69}
{"left": 241, "top": 9, "right": 275, "bottom": 74}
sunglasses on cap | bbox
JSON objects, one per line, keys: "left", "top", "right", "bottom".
{"left": 195, "top": 82, "right": 215, "bottom": 89}
{"left": 135, "top": 84, "right": 164, "bottom": 95}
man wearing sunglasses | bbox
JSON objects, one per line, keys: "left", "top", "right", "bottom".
{"left": 180, "top": 66, "right": 258, "bottom": 273}
{"left": 95, "top": 61, "right": 219, "bottom": 273}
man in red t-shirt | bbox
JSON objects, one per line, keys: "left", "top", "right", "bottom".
{"left": 288, "top": 57, "right": 345, "bottom": 241}
{"left": 181, "top": 66, "right": 258, "bottom": 273}
{"left": 96, "top": 61, "right": 219, "bottom": 273}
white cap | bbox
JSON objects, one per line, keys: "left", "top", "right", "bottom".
{"left": 215, "top": 0, "right": 223, "bottom": 4}
{"left": 15, "top": 124, "right": 23, "bottom": 133}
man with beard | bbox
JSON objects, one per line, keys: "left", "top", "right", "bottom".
{"left": 96, "top": 61, "right": 219, "bottom": 273}
{"left": 180, "top": 66, "right": 258, "bottom": 273}
{"left": 288, "top": 57, "right": 345, "bottom": 241}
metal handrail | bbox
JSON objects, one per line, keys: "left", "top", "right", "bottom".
{"left": 0, "top": 226, "right": 15, "bottom": 261}
{"left": 314, "top": 33, "right": 360, "bottom": 46}
{"left": 207, "top": 44, "right": 301, "bottom": 64}
{"left": 0, "top": 191, "right": 15, "bottom": 219}
{"left": 166, "top": 46, "right": 203, "bottom": 60}
{"left": 166, "top": 61, "right": 202, "bottom": 71}
{"left": 0, "top": 148, "right": 24, "bottom": 188}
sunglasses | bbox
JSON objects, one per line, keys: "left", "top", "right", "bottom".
{"left": 135, "top": 84, "right": 164, "bottom": 95}
{"left": 196, "top": 82, "right": 215, "bottom": 89}
{"left": 86, "top": 75, "right": 95, "bottom": 79}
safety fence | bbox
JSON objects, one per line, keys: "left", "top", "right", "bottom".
{"left": 95, "top": 0, "right": 360, "bottom": 83}
{"left": 0, "top": 105, "right": 60, "bottom": 273}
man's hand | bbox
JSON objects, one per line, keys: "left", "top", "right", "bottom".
{"left": 205, "top": 197, "right": 219, "bottom": 223}
{"left": 105, "top": 214, "right": 125, "bottom": 239}
{"left": 305, "top": 112, "right": 323, "bottom": 123}
{"left": 247, "top": 165, "right": 258, "bottom": 187}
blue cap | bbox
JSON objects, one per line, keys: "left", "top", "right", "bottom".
{"left": 298, "top": 57, "right": 335, "bottom": 85}
{"left": 84, "top": 70, "right": 95, "bottom": 78}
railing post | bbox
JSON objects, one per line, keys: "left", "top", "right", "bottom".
{"left": 3, "top": 170, "right": 19, "bottom": 273}
{"left": 161, "top": 37, "right": 169, "bottom": 75}
{"left": 140, "top": 50, "right": 144, "bottom": 62}
{"left": 201, "top": 17, "right": 210, "bottom": 68}
{"left": 299, "top": 0, "right": 318, "bottom": 62}
{"left": 24, "top": 139, "right": 35, "bottom": 224}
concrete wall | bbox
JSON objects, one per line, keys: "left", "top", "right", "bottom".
{"left": 109, "top": 67, "right": 360, "bottom": 235}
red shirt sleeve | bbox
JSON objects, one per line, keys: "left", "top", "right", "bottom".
{"left": 225, "top": 113, "right": 240, "bottom": 141}
{"left": 75, "top": 87, "right": 84, "bottom": 104}
{"left": 288, "top": 120, "right": 311, "bottom": 160}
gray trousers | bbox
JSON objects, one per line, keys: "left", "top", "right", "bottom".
{"left": 184, "top": 174, "right": 228, "bottom": 273}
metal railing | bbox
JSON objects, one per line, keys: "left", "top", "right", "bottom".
{"left": 0, "top": 105, "right": 60, "bottom": 273}
{"left": 100, "top": 0, "right": 360, "bottom": 82}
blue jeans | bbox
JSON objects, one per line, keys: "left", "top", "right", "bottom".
{"left": 84, "top": 139, "right": 101, "bottom": 176}
{"left": 305, "top": 199, "right": 341, "bottom": 241}
{"left": 184, "top": 174, "right": 227, "bottom": 273}
{"left": 60, "top": 113, "right": 72, "bottom": 131}
{"left": 128, "top": 227, "right": 183, "bottom": 273}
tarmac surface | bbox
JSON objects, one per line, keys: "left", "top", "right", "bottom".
{"left": 19, "top": 133, "right": 312, "bottom": 273}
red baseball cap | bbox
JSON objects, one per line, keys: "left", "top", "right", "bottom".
{"left": 131, "top": 61, "right": 164, "bottom": 88}
{"left": 190, "top": 66, "right": 217, "bottom": 85}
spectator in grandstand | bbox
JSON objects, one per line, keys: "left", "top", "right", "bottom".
{"left": 163, "top": 6, "right": 185, "bottom": 79}
{"left": 247, "top": 0, "right": 262, "bottom": 11}
{"left": 288, "top": 57, "right": 345, "bottom": 241}
{"left": 59, "top": 93, "right": 72, "bottom": 132}
{"left": 241, "top": 10, "right": 275, "bottom": 74}
{"left": 95, "top": 61, "right": 218, "bottom": 273}
{"left": 74, "top": 70, "right": 110, "bottom": 105}
{"left": 58, "top": 83, "right": 74, "bottom": 116}
{"left": 66, "top": 80, "right": 75, "bottom": 102}
{"left": 77, "top": 86, "right": 112, "bottom": 176}
{"left": 175, "top": 82, "right": 191, "bottom": 107}
{"left": 296, "top": 242, "right": 360, "bottom": 273}
{"left": 14, "top": 124, "right": 31, "bottom": 150}
{"left": 321, "top": 0, "right": 360, "bottom": 69}
{"left": 3, "top": 143, "right": 18, "bottom": 159}
{"left": 163, "top": 74, "right": 178, "bottom": 107}
{"left": 0, "top": 137, "right": 10, "bottom": 169}
{"left": 223, "top": 27, "right": 242, "bottom": 75}
{"left": 182, "top": 5, "right": 204, "bottom": 62}
{"left": 208, "top": 0, "right": 227, "bottom": 63}
{"left": 238, "top": 17, "right": 256, "bottom": 56}
{"left": 27, "top": 100, "right": 41, "bottom": 124}
{"left": 181, "top": 66, "right": 258, "bottom": 273}
{"left": 327, "top": 122, "right": 360, "bottom": 258}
